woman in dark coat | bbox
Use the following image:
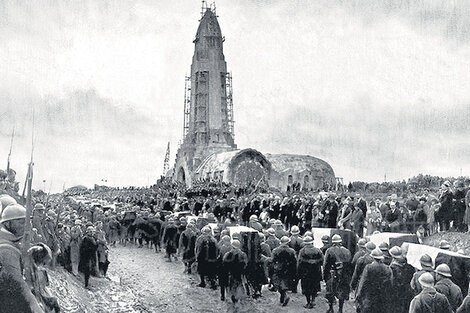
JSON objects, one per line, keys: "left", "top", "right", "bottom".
{"left": 297, "top": 236, "right": 323, "bottom": 309}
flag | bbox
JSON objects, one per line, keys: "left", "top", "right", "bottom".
{"left": 404, "top": 242, "right": 470, "bottom": 295}
{"left": 368, "top": 232, "right": 419, "bottom": 248}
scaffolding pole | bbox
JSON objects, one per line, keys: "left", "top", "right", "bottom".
{"left": 183, "top": 75, "right": 191, "bottom": 139}
{"left": 225, "top": 72, "right": 234, "bottom": 138}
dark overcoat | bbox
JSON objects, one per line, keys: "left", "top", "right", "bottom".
{"left": 270, "top": 244, "right": 297, "bottom": 291}
{"left": 356, "top": 261, "right": 393, "bottom": 313}
{"left": 297, "top": 245, "right": 323, "bottom": 295}
{"left": 389, "top": 259, "right": 416, "bottom": 313}
{"left": 195, "top": 234, "right": 219, "bottom": 276}
{"left": 323, "top": 244, "right": 352, "bottom": 301}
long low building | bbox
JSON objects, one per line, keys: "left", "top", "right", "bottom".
{"left": 190, "top": 149, "right": 335, "bottom": 192}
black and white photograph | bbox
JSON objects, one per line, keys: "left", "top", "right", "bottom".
{"left": 1, "top": 0, "right": 470, "bottom": 312}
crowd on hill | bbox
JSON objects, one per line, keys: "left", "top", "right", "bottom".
{"left": 1, "top": 174, "right": 470, "bottom": 312}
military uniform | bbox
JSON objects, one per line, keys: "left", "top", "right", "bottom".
{"left": 297, "top": 244, "right": 323, "bottom": 307}
{"left": 323, "top": 243, "right": 352, "bottom": 312}
{"left": 271, "top": 243, "right": 297, "bottom": 305}
{"left": 222, "top": 247, "right": 248, "bottom": 303}
{"left": 356, "top": 260, "right": 393, "bottom": 313}
{"left": 409, "top": 287, "right": 453, "bottom": 313}
{"left": 350, "top": 253, "right": 374, "bottom": 291}
{"left": 389, "top": 258, "right": 416, "bottom": 313}
{"left": 410, "top": 267, "right": 436, "bottom": 295}
{"left": 435, "top": 278, "right": 463, "bottom": 312}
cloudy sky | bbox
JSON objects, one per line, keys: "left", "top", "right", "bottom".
{"left": 1, "top": 0, "right": 469, "bottom": 191}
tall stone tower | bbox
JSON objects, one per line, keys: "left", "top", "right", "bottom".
{"left": 174, "top": 5, "right": 236, "bottom": 186}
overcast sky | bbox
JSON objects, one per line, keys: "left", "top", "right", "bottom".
{"left": 1, "top": 0, "right": 469, "bottom": 191}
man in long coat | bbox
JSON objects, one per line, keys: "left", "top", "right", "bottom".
{"left": 271, "top": 236, "right": 297, "bottom": 306}
{"left": 179, "top": 219, "right": 198, "bottom": 274}
{"left": 288, "top": 225, "right": 303, "bottom": 293}
{"left": 217, "top": 235, "right": 232, "bottom": 301}
{"left": 351, "top": 238, "right": 367, "bottom": 269}
{"left": 79, "top": 226, "right": 98, "bottom": 288}
{"left": 389, "top": 246, "right": 415, "bottom": 313}
{"left": 70, "top": 220, "right": 83, "bottom": 276}
{"left": 356, "top": 248, "right": 393, "bottom": 313}
{"left": 297, "top": 236, "right": 323, "bottom": 309}
{"left": 323, "top": 234, "right": 352, "bottom": 313}
{"left": 195, "top": 226, "right": 219, "bottom": 289}
{"left": 350, "top": 241, "right": 376, "bottom": 292}
{"left": 162, "top": 218, "right": 178, "bottom": 262}
{"left": 222, "top": 240, "right": 248, "bottom": 304}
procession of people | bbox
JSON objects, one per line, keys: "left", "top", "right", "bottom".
{"left": 1, "top": 169, "right": 470, "bottom": 312}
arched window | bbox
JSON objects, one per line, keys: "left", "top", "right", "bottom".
{"left": 287, "top": 175, "right": 293, "bottom": 185}
{"left": 304, "top": 175, "right": 309, "bottom": 187}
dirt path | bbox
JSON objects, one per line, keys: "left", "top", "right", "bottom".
{"left": 106, "top": 245, "right": 356, "bottom": 313}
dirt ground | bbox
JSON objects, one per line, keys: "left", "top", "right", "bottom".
{"left": 49, "top": 231, "right": 470, "bottom": 313}
{"left": 104, "top": 245, "right": 356, "bottom": 313}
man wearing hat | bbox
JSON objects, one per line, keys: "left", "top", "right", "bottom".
{"left": 439, "top": 240, "right": 451, "bottom": 250}
{"left": 195, "top": 226, "right": 219, "bottom": 289}
{"left": 321, "top": 235, "right": 331, "bottom": 255}
{"left": 162, "top": 217, "right": 178, "bottom": 262}
{"left": 356, "top": 248, "right": 393, "bottom": 313}
{"left": 323, "top": 234, "right": 352, "bottom": 313}
{"left": 435, "top": 264, "right": 463, "bottom": 311}
{"left": 411, "top": 254, "right": 436, "bottom": 294}
{"left": 389, "top": 246, "right": 416, "bottom": 313}
{"left": 248, "top": 214, "right": 263, "bottom": 232}
{"left": 31, "top": 203, "right": 46, "bottom": 241}
{"left": 297, "top": 236, "right": 323, "bottom": 309}
{"left": 453, "top": 180, "right": 467, "bottom": 232}
{"left": 274, "top": 220, "right": 288, "bottom": 239}
{"left": 271, "top": 236, "right": 297, "bottom": 306}
{"left": 222, "top": 240, "right": 248, "bottom": 304}
{"left": 217, "top": 235, "right": 233, "bottom": 301}
{"left": 79, "top": 226, "right": 98, "bottom": 288}
{"left": 438, "top": 181, "right": 454, "bottom": 232}
{"left": 70, "top": 219, "right": 83, "bottom": 276}
{"left": 351, "top": 241, "right": 376, "bottom": 291}
{"left": 409, "top": 272, "right": 453, "bottom": 313}
{"left": 265, "top": 228, "right": 280, "bottom": 251}
{"left": 288, "top": 226, "right": 303, "bottom": 254}
{"left": 179, "top": 219, "right": 199, "bottom": 274}
{"left": 379, "top": 242, "right": 392, "bottom": 265}
{"left": 0, "top": 203, "right": 44, "bottom": 313}
{"left": 352, "top": 238, "right": 367, "bottom": 269}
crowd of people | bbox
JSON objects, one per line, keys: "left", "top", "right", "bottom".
{"left": 0, "top": 173, "right": 470, "bottom": 313}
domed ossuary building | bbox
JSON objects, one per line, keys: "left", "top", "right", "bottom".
{"left": 172, "top": 4, "right": 335, "bottom": 192}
